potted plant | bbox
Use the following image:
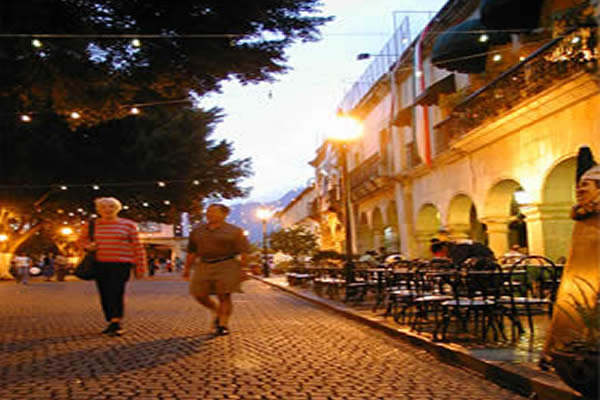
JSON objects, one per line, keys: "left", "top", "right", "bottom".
{"left": 551, "top": 277, "right": 599, "bottom": 399}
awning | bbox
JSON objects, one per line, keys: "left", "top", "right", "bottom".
{"left": 480, "top": 0, "right": 544, "bottom": 31}
{"left": 431, "top": 18, "right": 510, "bottom": 74}
{"left": 392, "top": 106, "right": 412, "bottom": 127}
{"left": 414, "top": 74, "right": 456, "bottom": 106}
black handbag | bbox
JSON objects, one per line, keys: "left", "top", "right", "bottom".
{"left": 75, "top": 220, "right": 97, "bottom": 280}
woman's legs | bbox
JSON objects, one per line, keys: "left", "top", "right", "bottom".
{"left": 96, "top": 263, "right": 130, "bottom": 324}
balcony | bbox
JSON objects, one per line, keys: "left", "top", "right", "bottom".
{"left": 435, "top": 26, "right": 598, "bottom": 152}
{"left": 350, "top": 154, "right": 391, "bottom": 201}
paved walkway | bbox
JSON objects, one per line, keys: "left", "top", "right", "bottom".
{"left": 1, "top": 278, "right": 526, "bottom": 400}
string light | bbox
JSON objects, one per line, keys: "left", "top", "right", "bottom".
{"left": 70, "top": 111, "right": 81, "bottom": 119}
{"left": 193, "top": 180, "right": 200, "bottom": 185}
{"left": 571, "top": 36, "right": 581, "bottom": 44}
{"left": 142, "top": 202, "right": 149, "bottom": 207}
{"left": 163, "top": 200, "right": 171, "bottom": 205}
{"left": 123, "top": 205, "right": 129, "bottom": 210}
{"left": 20, "top": 114, "right": 32, "bottom": 122}
{"left": 131, "top": 38, "right": 141, "bottom": 47}
{"left": 157, "top": 181, "right": 166, "bottom": 187}
{"left": 130, "top": 107, "right": 140, "bottom": 115}
{"left": 77, "top": 208, "right": 84, "bottom": 213}
{"left": 478, "top": 34, "right": 489, "bottom": 43}
{"left": 92, "top": 185, "right": 100, "bottom": 190}
{"left": 32, "top": 39, "right": 42, "bottom": 48}
{"left": 60, "top": 186, "right": 68, "bottom": 190}
{"left": 492, "top": 54, "right": 502, "bottom": 62}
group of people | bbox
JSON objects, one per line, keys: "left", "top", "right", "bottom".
{"left": 11, "top": 252, "right": 70, "bottom": 284}
{"left": 75, "top": 197, "right": 249, "bottom": 338}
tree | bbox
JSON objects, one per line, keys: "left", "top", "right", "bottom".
{"left": 0, "top": 0, "right": 332, "bottom": 128}
{"left": 269, "top": 226, "right": 318, "bottom": 264}
{"left": 0, "top": 107, "right": 252, "bottom": 278}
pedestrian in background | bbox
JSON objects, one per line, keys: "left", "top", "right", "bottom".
{"left": 42, "top": 253, "right": 55, "bottom": 281}
{"left": 78, "top": 197, "right": 146, "bottom": 337}
{"left": 183, "top": 203, "right": 250, "bottom": 336}
{"left": 13, "top": 252, "right": 31, "bottom": 285}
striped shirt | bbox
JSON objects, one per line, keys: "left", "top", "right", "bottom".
{"left": 78, "top": 218, "right": 146, "bottom": 273}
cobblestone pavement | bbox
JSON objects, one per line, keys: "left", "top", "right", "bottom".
{"left": 0, "top": 278, "right": 526, "bottom": 400}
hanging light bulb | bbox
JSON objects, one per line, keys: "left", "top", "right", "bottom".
{"left": 20, "top": 114, "right": 32, "bottom": 122}
{"left": 131, "top": 38, "right": 141, "bottom": 47}
{"left": 130, "top": 107, "right": 140, "bottom": 115}
{"left": 70, "top": 111, "right": 81, "bottom": 119}
{"left": 123, "top": 205, "right": 129, "bottom": 210}
{"left": 193, "top": 180, "right": 200, "bottom": 185}
{"left": 157, "top": 181, "right": 166, "bottom": 187}
{"left": 32, "top": 39, "right": 43, "bottom": 48}
{"left": 492, "top": 54, "right": 502, "bottom": 62}
{"left": 60, "top": 186, "right": 68, "bottom": 190}
{"left": 478, "top": 34, "right": 489, "bottom": 43}
{"left": 92, "top": 185, "right": 100, "bottom": 190}
{"left": 142, "top": 202, "right": 149, "bottom": 207}
{"left": 163, "top": 200, "right": 171, "bottom": 205}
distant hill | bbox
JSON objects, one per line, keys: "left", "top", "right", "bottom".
{"left": 228, "top": 187, "right": 304, "bottom": 244}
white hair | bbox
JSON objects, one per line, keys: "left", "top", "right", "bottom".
{"left": 94, "top": 197, "right": 122, "bottom": 211}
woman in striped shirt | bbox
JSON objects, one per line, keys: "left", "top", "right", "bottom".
{"left": 79, "top": 197, "right": 146, "bottom": 337}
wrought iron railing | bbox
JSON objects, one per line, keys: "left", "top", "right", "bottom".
{"left": 350, "top": 154, "right": 385, "bottom": 189}
{"left": 435, "top": 26, "right": 598, "bottom": 149}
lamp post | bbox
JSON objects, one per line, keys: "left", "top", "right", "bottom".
{"left": 327, "top": 116, "right": 363, "bottom": 283}
{"left": 256, "top": 207, "right": 273, "bottom": 277}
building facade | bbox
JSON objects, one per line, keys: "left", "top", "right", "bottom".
{"left": 327, "top": 0, "right": 599, "bottom": 261}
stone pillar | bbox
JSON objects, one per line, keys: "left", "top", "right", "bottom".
{"left": 520, "top": 202, "right": 573, "bottom": 262}
{"left": 415, "top": 231, "right": 436, "bottom": 258}
{"left": 481, "top": 217, "right": 510, "bottom": 258}
{"left": 447, "top": 223, "right": 471, "bottom": 241}
{"left": 395, "top": 180, "right": 419, "bottom": 258}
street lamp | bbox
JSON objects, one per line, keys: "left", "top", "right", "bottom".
{"left": 326, "top": 116, "right": 363, "bottom": 283}
{"left": 256, "top": 207, "right": 273, "bottom": 277}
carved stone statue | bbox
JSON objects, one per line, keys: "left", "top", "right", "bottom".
{"left": 541, "top": 146, "right": 600, "bottom": 363}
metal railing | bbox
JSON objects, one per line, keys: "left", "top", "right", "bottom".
{"left": 435, "top": 27, "right": 598, "bottom": 150}
{"left": 350, "top": 154, "right": 384, "bottom": 189}
{"left": 338, "top": 13, "right": 435, "bottom": 113}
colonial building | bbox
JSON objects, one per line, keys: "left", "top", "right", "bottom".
{"left": 327, "top": 0, "right": 599, "bottom": 261}
{"left": 276, "top": 185, "right": 320, "bottom": 242}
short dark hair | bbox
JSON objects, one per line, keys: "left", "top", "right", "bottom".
{"left": 431, "top": 241, "right": 447, "bottom": 254}
{"left": 207, "top": 203, "right": 230, "bottom": 215}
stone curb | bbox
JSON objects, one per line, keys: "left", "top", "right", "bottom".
{"left": 252, "top": 275, "right": 583, "bottom": 400}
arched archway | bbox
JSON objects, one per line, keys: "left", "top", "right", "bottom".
{"left": 357, "top": 212, "right": 372, "bottom": 255}
{"left": 372, "top": 207, "right": 384, "bottom": 252}
{"left": 415, "top": 203, "right": 442, "bottom": 257}
{"left": 447, "top": 194, "right": 486, "bottom": 243}
{"left": 537, "top": 157, "right": 576, "bottom": 262}
{"left": 384, "top": 201, "right": 400, "bottom": 253}
{"left": 483, "top": 179, "right": 523, "bottom": 257}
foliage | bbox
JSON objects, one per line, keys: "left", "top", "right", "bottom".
{"left": 1, "top": 107, "right": 251, "bottom": 220}
{"left": 0, "top": 0, "right": 332, "bottom": 129}
{"left": 268, "top": 226, "right": 318, "bottom": 262}
{"left": 556, "top": 276, "right": 600, "bottom": 353}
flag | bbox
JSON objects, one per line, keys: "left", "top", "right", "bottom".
{"left": 414, "top": 25, "right": 432, "bottom": 167}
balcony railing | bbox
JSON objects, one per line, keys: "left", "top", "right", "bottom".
{"left": 435, "top": 26, "right": 598, "bottom": 149}
{"left": 349, "top": 154, "right": 391, "bottom": 201}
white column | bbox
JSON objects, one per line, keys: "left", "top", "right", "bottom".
{"left": 520, "top": 202, "right": 573, "bottom": 262}
{"left": 481, "top": 217, "right": 510, "bottom": 258}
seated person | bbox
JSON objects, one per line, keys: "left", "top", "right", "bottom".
{"left": 431, "top": 239, "right": 495, "bottom": 268}
{"left": 358, "top": 250, "right": 378, "bottom": 267}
